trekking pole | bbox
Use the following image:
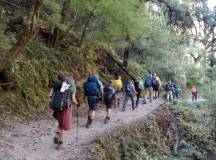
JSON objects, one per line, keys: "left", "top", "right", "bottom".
{"left": 76, "top": 100, "right": 80, "bottom": 141}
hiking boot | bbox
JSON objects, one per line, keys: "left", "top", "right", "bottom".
{"left": 86, "top": 117, "right": 92, "bottom": 129}
{"left": 56, "top": 141, "right": 63, "bottom": 150}
{"left": 122, "top": 108, "right": 125, "bottom": 111}
{"left": 104, "top": 117, "right": 110, "bottom": 123}
{"left": 143, "top": 101, "right": 146, "bottom": 104}
{"left": 53, "top": 137, "right": 59, "bottom": 144}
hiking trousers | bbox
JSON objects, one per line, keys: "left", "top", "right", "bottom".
{"left": 122, "top": 92, "right": 135, "bottom": 110}
{"left": 166, "top": 91, "right": 173, "bottom": 102}
{"left": 136, "top": 90, "right": 142, "bottom": 107}
{"left": 144, "top": 87, "right": 153, "bottom": 103}
{"left": 192, "top": 93, "right": 197, "bottom": 102}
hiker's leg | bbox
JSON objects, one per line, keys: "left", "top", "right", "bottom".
{"left": 122, "top": 93, "right": 129, "bottom": 111}
{"left": 144, "top": 88, "right": 148, "bottom": 103}
{"left": 157, "top": 87, "right": 160, "bottom": 98}
{"left": 136, "top": 91, "right": 141, "bottom": 107}
{"left": 149, "top": 87, "right": 153, "bottom": 102}
{"left": 195, "top": 94, "right": 197, "bottom": 102}
{"left": 192, "top": 94, "right": 194, "bottom": 102}
{"left": 130, "top": 94, "right": 135, "bottom": 110}
{"left": 58, "top": 129, "right": 65, "bottom": 142}
{"left": 166, "top": 91, "right": 169, "bottom": 101}
{"left": 170, "top": 91, "right": 173, "bottom": 101}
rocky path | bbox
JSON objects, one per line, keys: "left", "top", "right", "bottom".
{"left": 0, "top": 99, "right": 165, "bottom": 160}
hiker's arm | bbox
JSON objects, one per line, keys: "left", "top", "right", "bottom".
{"left": 48, "top": 89, "right": 53, "bottom": 97}
{"left": 72, "top": 93, "right": 78, "bottom": 105}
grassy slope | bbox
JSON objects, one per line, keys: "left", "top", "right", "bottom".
{"left": 85, "top": 103, "right": 216, "bottom": 160}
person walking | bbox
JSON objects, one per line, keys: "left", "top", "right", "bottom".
{"left": 191, "top": 86, "right": 198, "bottom": 103}
{"left": 152, "top": 73, "right": 160, "bottom": 100}
{"left": 122, "top": 80, "right": 137, "bottom": 111}
{"left": 134, "top": 77, "right": 144, "bottom": 108}
{"left": 113, "top": 75, "right": 123, "bottom": 108}
{"left": 165, "top": 81, "right": 173, "bottom": 102}
{"left": 83, "top": 75, "right": 101, "bottom": 128}
{"left": 174, "top": 86, "right": 181, "bottom": 99}
{"left": 103, "top": 80, "right": 115, "bottom": 123}
{"left": 156, "top": 75, "right": 161, "bottom": 99}
{"left": 143, "top": 71, "right": 153, "bottom": 104}
{"left": 50, "top": 75, "right": 78, "bottom": 150}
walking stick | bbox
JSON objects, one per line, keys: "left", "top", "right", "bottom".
{"left": 76, "top": 100, "right": 80, "bottom": 140}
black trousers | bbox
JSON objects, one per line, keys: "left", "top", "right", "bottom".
{"left": 136, "top": 90, "right": 142, "bottom": 107}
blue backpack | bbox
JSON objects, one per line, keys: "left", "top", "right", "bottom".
{"left": 125, "top": 81, "right": 133, "bottom": 93}
{"left": 83, "top": 76, "right": 100, "bottom": 97}
{"left": 144, "top": 75, "right": 152, "bottom": 87}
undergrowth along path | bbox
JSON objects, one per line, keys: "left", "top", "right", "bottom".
{"left": 0, "top": 99, "right": 166, "bottom": 160}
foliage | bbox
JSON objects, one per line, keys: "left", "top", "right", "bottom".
{"left": 88, "top": 106, "right": 216, "bottom": 160}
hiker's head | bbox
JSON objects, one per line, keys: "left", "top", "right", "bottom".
{"left": 65, "top": 76, "right": 75, "bottom": 86}
{"left": 118, "top": 76, "right": 121, "bottom": 80}
{"left": 152, "top": 73, "right": 156, "bottom": 78}
{"left": 109, "top": 80, "right": 114, "bottom": 85}
{"left": 148, "top": 70, "right": 151, "bottom": 74}
{"left": 169, "top": 80, "right": 171, "bottom": 83}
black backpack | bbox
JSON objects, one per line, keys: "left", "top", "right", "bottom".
{"left": 134, "top": 80, "right": 142, "bottom": 92}
{"left": 165, "top": 83, "right": 173, "bottom": 91}
{"left": 103, "top": 85, "right": 114, "bottom": 100}
{"left": 50, "top": 82, "right": 72, "bottom": 111}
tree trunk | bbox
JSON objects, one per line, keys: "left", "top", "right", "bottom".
{"left": 102, "top": 49, "right": 135, "bottom": 80}
{"left": 123, "top": 34, "right": 131, "bottom": 67}
{"left": 79, "top": 12, "right": 93, "bottom": 47}
{"left": 0, "top": 0, "right": 43, "bottom": 71}
{"left": 48, "top": 0, "right": 71, "bottom": 48}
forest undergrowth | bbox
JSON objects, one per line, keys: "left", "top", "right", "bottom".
{"left": 86, "top": 102, "right": 216, "bottom": 160}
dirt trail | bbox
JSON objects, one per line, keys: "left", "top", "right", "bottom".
{"left": 0, "top": 99, "right": 165, "bottom": 160}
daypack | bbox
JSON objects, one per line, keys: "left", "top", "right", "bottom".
{"left": 50, "top": 82, "right": 72, "bottom": 111}
{"left": 144, "top": 75, "right": 152, "bottom": 87}
{"left": 175, "top": 88, "right": 181, "bottom": 94}
{"left": 83, "top": 76, "right": 100, "bottom": 97}
{"left": 114, "top": 79, "right": 123, "bottom": 90}
{"left": 103, "top": 85, "right": 114, "bottom": 100}
{"left": 125, "top": 81, "right": 133, "bottom": 93}
{"left": 134, "top": 80, "right": 143, "bottom": 91}
{"left": 165, "top": 83, "right": 173, "bottom": 91}
{"left": 191, "top": 87, "right": 197, "bottom": 94}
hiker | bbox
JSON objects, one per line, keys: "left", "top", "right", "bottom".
{"left": 122, "top": 80, "right": 137, "bottom": 111}
{"left": 191, "top": 86, "right": 198, "bottom": 103}
{"left": 165, "top": 81, "right": 173, "bottom": 102}
{"left": 171, "top": 82, "right": 177, "bottom": 98}
{"left": 174, "top": 86, "right": 181, "bottom": 99}
{"left": 103, "top": 80, "right": 115, "bottom": 123}
{"left": 114, "top": 75, "right": 123, "bottom": 108}
{"left": 152, "top": 73, "right": 160, "bottom": 100}
{"left": 83, "top": 75, "right": 101, "bottom": 128}
{"left": 143, "top": 71, "right": 153, "bottom": 104}
{"left": 134, "top": 77, "right": 144, "bottom": 107}
{"left": 156, "top": 75, "right": 161, "bottom": 99}
{"left": 50, "top": 75, "right": 78, "bottom": 150}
